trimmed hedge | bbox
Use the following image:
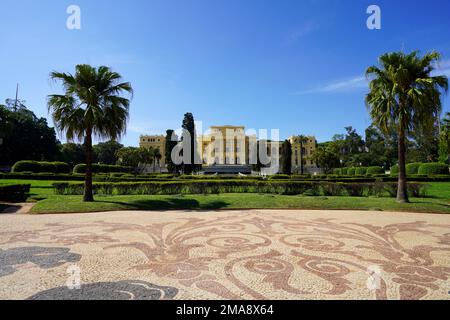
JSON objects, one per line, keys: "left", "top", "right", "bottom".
{"left": 366, "top": 166, "right": 385, "bottom": 175}
{"left": 347, "top": 168, "right": 356, "bottom": 176}
{"left": 12, "top": 161, "right": 70, "bottom": 174}
{"left": 418, "top": 163, "right": 449, "bottom": 176}
{"left": 73, "top": 164, "right": 134, "bottom": 174}
{"left": 355, "top": 167, "right": 368, "bottom": 175}
{"left": 406, "top": 163, "right": 423, "bottom": 175}
{"left": 53, "top": 180, "right": 428, "bottom": 198}
{"left": 0, "top": 184, "right": 31, "bottom": 202}
{"left": 390, "top": 165, "right": 399, "bottom": 175}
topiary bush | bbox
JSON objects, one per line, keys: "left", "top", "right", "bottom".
{"left": 39, "top": 162, "right": 57, "bottom": 173}
{"left": 12, "top": 161, "right": 71, "bottom": 174}
{"left": 366, "top": 166, "right": 385, "bottom": 176}
{"left": 268, "top": 174, "right": 291, "bottom": 180}
{"left": 12, "top": 161, "right": 41, "bottom": 173}
{"left": 333, "top": 168, "right": 342, "bottom": 175}
{"left": 347, "top": 168, "right": 356, "bottom": 176}
{"left": 406, "top": 163, "right": 423, "bottom": 175}
{"left": 341, "top": 168, "right": 348, "bottom": 175}
{"left": 390, "top": 165, "right": 399, "bottom": 176}
{"left": 73, "top": 164, "right": 133, "bottom": 174}
{"left": 355, "top": 167, "right": 367, "bottom": 175}
{"left": 418, "top": 163, "right": 450, "bottom": 176}
{"left": 53, "top": 162, "right": 71, "bottom": 174}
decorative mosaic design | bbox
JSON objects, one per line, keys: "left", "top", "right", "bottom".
{"left": 1, "top": 212, "right": 449, "bottom": 300}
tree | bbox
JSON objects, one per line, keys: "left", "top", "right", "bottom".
{"left": 165, "top": 129, "right": 178, "bottom": 173}
{"left": 439, "top": 112, "right": 450, "bottom": 163}
{"left": 280, "top": 140, "right": 292, "bottom": 174}
{"left": 332, "top": 127, "right": 365, "bottom": 166}
{"left": 116, "top": 147, "right": 152, "bottom": 173}
{"left": 366, "top": 51, "right": 448, "bottom": 203}
{"left": 364, "top": 124, "right": 398, "bottom": 169}
{"left": 151, "top": 147, "right": 162, "bottom": 172}
{"left": 58, "top": 143, "right": 85, "bottom": 168}
{"left": 48, "top": 65, "right": 132, "bottom": 202}
{"left": 93, "top": 140, "right": 123, "bottom": 165}
{"left": 181, "top": 113, "right": 196, "bottom": 174}
{"left": 0, "top": 103, "right": 59, "bottom": 165}
{"left": 311, "top": 145, "right": 340, "bottom": 174}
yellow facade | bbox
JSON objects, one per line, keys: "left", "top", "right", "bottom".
{"left": 288, "top": 136, "right": 317, "bottom": 174}
{"left": 139, "top": 135, "right": 166, "bottom": 168}
{"left": 140, "top": 126, "right": 317, "bottom": 173}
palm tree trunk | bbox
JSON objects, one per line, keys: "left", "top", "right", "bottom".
{"left": 83, "top": 128, "right": 94, "bottom": 202}
{"left": 397, "top": 118, "right": 409, "bottom": 203}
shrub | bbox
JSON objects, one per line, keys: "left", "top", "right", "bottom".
{"left": 347, "top": 168, "right": 356, "bottom": 176}
{"left": 390, "top": 165, "right": 399, "bottom": 176}
{"left": 406, "top": 163, "right": 422, "bottom": 175}
{"left": 0, "top": 184, "right": 31, "bottom": 202}
{"left": 12, "top": 161, "right": 70, "bottom": 174}
{"left": 333, "top": 168, "right": 342, "bottom": 175}
{"left": 73, "top": 164, "right": 133, "bottom": 174}
{"left": 12, "top": 161, "right": 41, "bottom": 173}
{"left": 355, "top": 167, "right": 367, "bottom": 175}
{"left": 53, "top": 181, "right": 319, "bottom": 196}
{"left": 268, "top": 174, "right": 290, "bottom": 180}
{"left": 341, "top": 168, "right": 348, "bottom": 175}
{"left": 418, "top": 163, "right": 450, "bottom": 176}
{"left": 366, "top": 166, "right": 385, "bottom": 176}
{"left": 52, "top": 180, "right": 428, "bottom": 198}
{"left": 39, "top": 162, "right": 57, "bottom": 173}
{"left": 53, "top": 162, "right": 71, "bottom": 174}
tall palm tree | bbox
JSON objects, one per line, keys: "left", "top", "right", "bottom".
{"left": 366, "top": 51, "right": 448, "bottom": 203}
{"left": 48, "top": 65, "right": 133, "bottom": 202}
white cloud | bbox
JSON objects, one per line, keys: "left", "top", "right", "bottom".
{"left": 283, "top": 22, "right": 318, "bottom": 46}
{"left": 433, "top": 59, "right": 450, "bottom": 77}
{"left": 294, "top": 76, "right": 368, "bottom": 95}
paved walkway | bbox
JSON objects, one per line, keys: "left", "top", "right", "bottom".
{"left": 0, "top": 210, "right": 449, "bottom": 300}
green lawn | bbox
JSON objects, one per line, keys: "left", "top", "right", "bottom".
{"left": 1, "top": 179, "right": 449, "bottom": 214}
{"left": 31, "top": 193, "right": 450, "bottom": 214}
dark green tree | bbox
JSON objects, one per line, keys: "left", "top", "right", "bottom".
{"left": 439, "top": 112, "right": 450, "bottom": 163}
{"left": 93, "top": 140, "right": 123, "bottom": 165}
{"left": 0, "top": 103, "right": 59, "bottom": 166}
{"left": 58, "top": 143, "right": 85, "bottom": 168}
{"left": 311, "top": 145, "right": 340, "bottom": 174}
{"left": 280, "top": 140, "right": 292, "bottom": 174}
{"left": 165, "top": 129, "right": 178, "bottom": 173}
{"left": 181, "top": 113, "right": 196, "bottom": 174}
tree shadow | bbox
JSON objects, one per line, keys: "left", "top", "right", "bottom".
{"left": 27, "top": 280, "right": 178, "bottom": 300}
{"left": 0, "top": 204, "right": 22, "bottom": 214}
{"left": 0, "top": 247, "right": 81, "bottom": 277}
{"left": 99, "top": 198, "right": 230, "bottom": 211}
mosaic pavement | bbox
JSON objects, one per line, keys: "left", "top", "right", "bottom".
{"left": 0, "top": 210, "right": 449, "bottom": 300}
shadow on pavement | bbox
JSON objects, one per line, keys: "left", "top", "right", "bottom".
{"left": 100, "top": 198, "right": 230, "bottom": 211}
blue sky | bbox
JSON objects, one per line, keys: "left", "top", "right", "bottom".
{"left": 1, "top": 0, "right": 450, "bottom": 146}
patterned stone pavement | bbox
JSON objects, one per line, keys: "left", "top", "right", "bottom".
{"left": 0, "top": 210, "right": 449, "bottom": 300}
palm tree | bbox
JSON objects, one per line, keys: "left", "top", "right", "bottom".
{"left": 48, "top": 65, "right": 133, "bottom": 202}
{"left": 366, "top": 51, "right": 448, "bottom": 203}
